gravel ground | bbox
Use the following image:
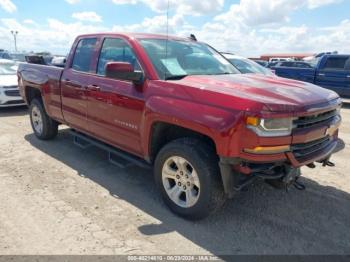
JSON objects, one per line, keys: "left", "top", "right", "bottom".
{"left": 0, "top": 105, "right": 349, "bottom": 256}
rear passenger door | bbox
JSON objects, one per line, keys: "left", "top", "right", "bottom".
{"left": 61, "top": 37, "right": 98, "bottom": 132}
{"left": 87, "top": 37, "right": 145, "bottom": 156}
{"left": 315, "top": 56, "right": 350, "bottom": 96}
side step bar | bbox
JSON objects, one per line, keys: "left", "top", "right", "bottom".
{"left": 69, "top": 129, "right": 152, "bottom": 169}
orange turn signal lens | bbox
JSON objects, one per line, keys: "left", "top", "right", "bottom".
{"left": 244, "top": 145, "right": 290, "bottom": 155}
{"left": 246, "top": 116, "right": 260, "bottom": 126}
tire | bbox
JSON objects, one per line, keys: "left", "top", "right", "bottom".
{"left": 29, "top": 98, "right": 58, "bottom": 140}
{"left": 154, "top": 138, "right": 226, "bottom": 220}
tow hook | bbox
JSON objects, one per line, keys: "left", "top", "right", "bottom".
{"left": 307, "top": 163, "right": 316, "bottom": 168}
{"left": 322, "top": 160, "right": 335, "bottom": 167}
{"left": 293, "top": 177, "right": 305, "bottom": 191}
{"left": 283, "top": 167, "right": 303, "bottom": 191}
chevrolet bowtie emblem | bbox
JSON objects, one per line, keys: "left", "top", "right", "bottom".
{"left": 325, "top": 124, "right": 339, "bottom": 136}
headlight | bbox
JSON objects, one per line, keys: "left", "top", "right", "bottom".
{"left": 246, "top": 116, "right": 294, "bottom": 137}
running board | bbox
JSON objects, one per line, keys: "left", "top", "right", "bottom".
{"left": 69, "top": 130, "right": 151, "bottom": 169}
{"left": 74, "top": 135, "right": 92, "bottom": 149}
{"left": 341, "top": 97, "right": 350, "bottom": 104}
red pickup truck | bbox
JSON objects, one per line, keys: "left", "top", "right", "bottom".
{"left": 18, "top": 33, "right": 342, "bottom": 219}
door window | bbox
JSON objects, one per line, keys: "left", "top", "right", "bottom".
{"left": 97, "top": 38, "right": 141, "bottom": 75}
{"left": 323, "top": 57, "right": 349, "bottom": 70}
{"left": 71, "top": 38, "right": 97, "bottom": 73}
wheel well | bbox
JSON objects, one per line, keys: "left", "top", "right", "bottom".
{"left": 149, "top": 122, "right": 217, "bottom": 163}
{"left": 25, "top": 86, "right": 42, "bottom": 105}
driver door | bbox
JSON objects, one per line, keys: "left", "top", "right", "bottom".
{"left": 87, "top": 37, "right": 145, "bottom": 156}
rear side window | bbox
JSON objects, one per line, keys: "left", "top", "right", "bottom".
{"left": 323, "top": 57, "right": 349, "bottom": 70}
{"left": 281, "top": 62, "right": 293, "bottom": 67}
{"left": 296, "top": 62, "right": 311, "bottom": 68}
{"left": 71, "top": 38, "right": 97, "bottom": 72}
{"left": 97, "top": 38, "right": 141, "bottom": 75}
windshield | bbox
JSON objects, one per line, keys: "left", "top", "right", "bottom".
{"left": 228, "top": 58, "right": 274, "bottom": 76}
{"left": 139, "top": 39, "right": 240, "bottom": 80}
{"left": 0, "top": 61, "right": 17, "bottom": 75}
{"left": 10, "top": 53, "right": 27, "bottom": 62}
{"left": 307, "top": 57, "right": 320, "bottom": 67}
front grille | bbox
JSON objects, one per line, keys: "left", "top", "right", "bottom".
{"left": 4, "top": 90, "right": 20, "bottom": 97}
{"left": 3, "top": 85, "right": 18, "bottom": 89}
{"left": 3, "top": 100, "right": 24, "bottom": 105}
{"left": 291, "top": 136, "right": 331, "bottom": 161}
{"left": 293, "top": 109, "right": 337, "bottom": 129}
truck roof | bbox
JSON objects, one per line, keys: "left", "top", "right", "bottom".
{"left": 76, "top": 32, "right": 194, "bottom": 42}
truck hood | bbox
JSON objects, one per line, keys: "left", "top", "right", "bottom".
{"left": 176, "top": 73, "right": 339, "bottom": 112}
{"left": 0, "top": 74, "right": 18, "bottom": 87}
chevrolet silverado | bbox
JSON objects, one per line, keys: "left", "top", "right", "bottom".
{"left": 18, "top": 33, "right": 342, "bottom": 219}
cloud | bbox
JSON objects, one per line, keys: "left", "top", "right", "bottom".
{"left": 192, "top": 19, "right": 350, "bottom": 56}
{"left": 0, "top": 0, "right": 16, "bottom": 13}
{"left": 112, "top": 14, "right": 185, "bottom": 34}
{"left": 0, "top": 0, "right": 348, "bottom": 57}
{"left": 215, "top": 0, "right": 343, "bottom": 26}
{"left": 112, "top": 0, "right": 225, "bottom": 16}
{"left": 72, "top": 12, "right": 102, "bottom": 23}
{"left": 23, "top": 19, "right": 36, "bottom": 25}
{"left": 0, "top": 18, "right": 108, "bottom": 53}
{"left": 307, "top": 0, "right": 343, "bottom": 8}
{"left": 65, "top": 0, "right": 80, "bottom": 4}
{"left": 112, "top": 0, "right": 137, "bottom": 4}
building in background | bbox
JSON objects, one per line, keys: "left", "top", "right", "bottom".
{"left": 258, "top": 53, "right": 315, "bottom": 61}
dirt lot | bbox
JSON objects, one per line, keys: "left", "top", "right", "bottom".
{"left": 0, "top": 105, "right": 349, "bottom": 256}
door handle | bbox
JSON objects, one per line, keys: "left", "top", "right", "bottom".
{"left": 318, "top": 73, "right": 325, "bottom": 76}
{"left": 347, "top": 75, "right": 350, "bottom": 78}
{"left": 65, "top": 79, "right": 82, "bottom": 88}
{"left": 87, "top": 84, "right": 101, "bottom": 92}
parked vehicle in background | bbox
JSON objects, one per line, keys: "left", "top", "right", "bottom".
{"left": 222, "top": 53, "right": 274, "bottom": 76}
{"left": 275, "top": 61, "right": 313, "bottom": 68}
{"left": 272, "top": 54, "right": 350, "bottom": 97}
{"left": 18, "top": 33, "right": 341, "bottom": 219}
{"left": 27, "top": 52, "right": 54, "bottom": 65}
{"left": 269, "top": 57, "right": 293, "bottom": 63}
{"left": 51, "top": 56, "right": 67, "bottom": 67}
{"left": 253, "top": 60, "right": 269, "bottom": 67}
{"left": 267, "top": 61, "right": 279, "bottom": 68}
{"left": 0, "top": 50, "right": 12, "bottom": 60}
{"left": 0, "top": 59, "right": 25, "bottom": 107}
{"left": 10, "top": 52, "right": 27, "bottom": 62}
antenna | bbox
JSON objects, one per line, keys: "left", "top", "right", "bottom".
{"left": 164, "top": 0, "right": 170, "bottom": 80}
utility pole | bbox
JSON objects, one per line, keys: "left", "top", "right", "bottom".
{"left": 10, "top": 30, "right": 18, "bottom": 52}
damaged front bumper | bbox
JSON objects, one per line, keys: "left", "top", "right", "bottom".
{"left": 219, "top": 137, "right": 338, "bottom": 198}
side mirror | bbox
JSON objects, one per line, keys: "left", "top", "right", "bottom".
{"left": 105, "top": 62, "right": 144, "bottom": 85}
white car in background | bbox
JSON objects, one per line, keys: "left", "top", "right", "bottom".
{"left": 222, "top": 53, "right": 274, "bottom": 76}
{"left": 0, "top": 59, "right": 25, "bottom": 107}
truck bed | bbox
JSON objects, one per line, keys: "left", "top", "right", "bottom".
{"left": 18, "top": 63, "right": 64, "bottom": 121}
{"left": 272, "top": 66, "right": 316, "bottom": 83}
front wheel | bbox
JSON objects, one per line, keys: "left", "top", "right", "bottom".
{"left": 29, "top": 98, "right": 58, "bottom": 140}
{"left": 154, "top": 138, "right": 225, "bottom": 220}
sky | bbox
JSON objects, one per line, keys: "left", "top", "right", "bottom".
{"left": 0, "top": 0, "right": 349, "bottom": 56}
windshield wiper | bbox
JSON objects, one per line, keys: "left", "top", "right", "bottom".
{"left": 165, "top": 74, "right": 188, "bottom": 80}
{"left": 215, "top": 72, "right": 234, "bottom": 75}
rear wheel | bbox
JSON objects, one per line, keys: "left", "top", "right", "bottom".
{"left": 154, "top": 138, "right": 225, "bottom": 220}
{"left": 29, "top": 98, "right": 58, "bottom": 140}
